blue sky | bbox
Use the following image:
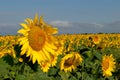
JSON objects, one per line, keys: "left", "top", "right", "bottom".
{"left": 0, "top": 0, "right": 120, "bottom": 35}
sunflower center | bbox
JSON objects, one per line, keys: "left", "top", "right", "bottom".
{"left": 93, "top": 36, "right": 99, "bottom": 44}
{"left": 102, "top": 59, "right": 109, "bottom": 71}
{"left": 28, "top": 26, "right": 46, "bottom": 51}
{"left": 64, "top": 56, "right": 75, "bottom": 67}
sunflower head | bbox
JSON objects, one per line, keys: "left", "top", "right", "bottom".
{"left": 28, "top": 26, "right": 46, "bottom": 51}
{"left": 17, "top": 14, "right": 58, "bottom": 64}
{"left": 54, "top": 40, "right": 64, "bottom": 55}
{"left": 60, "top": 52, "right": 83, "bottom": 72}
{"left": 39, "top": 60, "right": 51, "bottom": 72}
{"left": 101, "top": 54, "right": 116, "bottom": 77}
{"left": 92, "top": 35, "right": 101, "bottom": 44}
{"left": 39, "top": 53, "right": 58, "bottom": 72}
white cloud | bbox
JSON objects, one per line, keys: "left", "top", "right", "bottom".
{"left": 0, "top": 20, "right": 120, "bottom": 35}
{"left": 90, "top": 23, "right": 104, "bottom": 28}
{"left": 50, "top": 20, "right": 120, "bottom": 34}
{"left": 50, "top": 20, "right": 72, "bottom": 27}
{"left": 50, "top": 20, "right": 104, "bottom": 28}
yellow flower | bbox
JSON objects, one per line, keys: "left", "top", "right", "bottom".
{"left": 19, "top": 58, "right": 23, "bottom": 62}
{"left": 50, "top": 54, "right": 58, "bottom": 67}
{"left": 101, "top": 54, "right": 116, "bottom": 77}
{"left": 0, "top": 47, "right": 16, "bottom": 58}
{"left": 60, "top": 52, "right": 83, "bottom": 72}
{"left": 0, "top": 51, "right": 6, "bottom": 58}
{"left": 0, "top": 37, "right": 16, "bottom": 58}
{"left": 17, "top": 14, "right": 58, "bottom": 64}
{"left": 92, "top": 35, "right": 101, "bottom": 44}
{"left": 7, "top": 47, "right": 16, "bottom": 58}
{"left": 54, "top": 40, "right": 64, "bottom": 55}
{"left": 39, "top": 54, "right": 58, "bottom": 72}
{"left": 39, "top": 60, "right": 51, "bottom": 72}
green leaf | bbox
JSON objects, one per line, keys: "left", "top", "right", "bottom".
{"left": 2, "top": 55, "right": 14, "bottom": 66}
{"left": 48, "top": 67, "right": 58, "bottom": 76}
{"left": 93, "top": 50, "right": 102, "bottom": 60}
{"left": 76, "top": 72, "right": 81, "bottom": 79}
{"left": 28, "top": 71, "right": 54, "bottom": 80}
{"left": 81, "top": 72, "right": 88, "bottom": 80}
{"left": 0, "top": 41, "right": 4, "bottom": 46}
{"left": 15, "top": 75, "right": 26, "bottom": 80}
{"left": 0, "top": 58, "right": 11, "bottom": 79}
{"left": 59, "top": 71, "right": 70, "bottom": 80}
{"left": 69, "top": 76, "right": 78, "bottom": 80}
{"left": 86, "top": 51, "right": 93, "bottom": 57}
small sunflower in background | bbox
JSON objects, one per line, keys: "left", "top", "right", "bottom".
{"left": 40, "top": 60, "right": 51, "bottom": 72}
{"left": 101, "top": 54, "right": 116, "bottom": 77}
{"left": 0, "top": 45, "right": 8, "bottom": 58}
{"left": 60, "top": 52, "right": 83, "bottom": 73}
{"left": 54, "top": 40, "right": 64, "bottom": 55}
{"left": 92, "top": 35, "right": 101, "bottom": 44}
{"left": 40, "top": 54, "right": 58, "bottom": 72}
{"left": 17, "top": 14, "right": 58, "bottom": 64}
{"left": 0, "top": 46, "right": 16, "bottom": 58}
{"left": 0, "top": 50, "right": 7, "bottom": 58}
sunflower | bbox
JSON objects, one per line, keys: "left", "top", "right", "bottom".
{"left": 40, "top": 60, "right": 51, "bottom": 72}
{"left": 17, "top": 14, "right": 58, "bottom": 64}
{"left": 0, "top": 45, "right": 16, "bottom": 58}
{"left": 54, "top": 40, "right": 64, "bottom": 55}
{"left": 92, "top": 35, "right": 101, "bottom": 44}
{"left": 0, "top": 51, "right": 6, "bottom": 58}
{"left": 39, "top": 54, "right": 58, "bottom": 72}
{"left": 101, "top": 54, "right": 116, "bottom": 77}
{"left": 0, "top": 49, "right": 15, "bottom": 58}
{"left": 60, "top": 52, "right": 83, "bottom": 72}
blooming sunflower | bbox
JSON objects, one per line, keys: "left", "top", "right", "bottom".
{"left": 92, "top": 35, "right": 101, "bottom": 44}
{"left": 101, "top": 54, "right": 116, "bottom": 77}
{"left": 39, "top": 54, "right": 58, "bottom": 72}
{"left": 17, "top": 14, "right": 58, "bottom": 64}
{"left": 40, "top": 60, "right": 51, "bottom": 72}
{"left": 60, "top": 52, "right": 83, "bottom": 72}
{"left": 0, "top": 51, "right": 6, "bottom": 58}
{"left": 54, "top": 40, "right": 64, "bottom": 55}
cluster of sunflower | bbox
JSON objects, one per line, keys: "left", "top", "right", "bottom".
{"left": 0, "top": 14, "right": 120, "bottom": 80}
{"left": 0, "top": 36, "right": 17, "bottom": 58}
{"left": 57, "top": 34, "right": 117, "bottom": 78}
{"left": 18, "top": 14, "right": 120, "bottom": 78}
{"left": 17, "top": 14, "right": 83, "bottom": 74}
{"left": 56, "top": 33, "right": 120, "bottom": 49}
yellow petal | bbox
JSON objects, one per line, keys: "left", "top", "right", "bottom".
{"left": 21, "top": 42, "right": 28, "bottom": 50}
{"left": 17, "top": 29, "right": 27, "bottom": 35}
{"left": 42, "top": 48, "right": 51, "bottom": 60}
{"left": 34, "top": 13, "right": 38, "bottom": 25}
{"left": 20, "top": 49, "right": 26, "bottom": 55}
{"left": 20, "top": 23, "right": 28, "bottom": 29}
{"left": 19, "top": 38, "right": 28, "bottom": 45}
{"left": 44, "top": 25, "right": 58, "bottom": 34}
{"left": 24, "top": 18, "right": 32, "bottom": 24}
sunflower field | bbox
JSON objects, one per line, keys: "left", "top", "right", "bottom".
{"left": 0, "top": 14, "right": 120, "bottom": 80}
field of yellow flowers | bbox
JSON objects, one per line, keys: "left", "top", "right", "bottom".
{"left": 0, "top": 14, "right": 120, "bottom": 80}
